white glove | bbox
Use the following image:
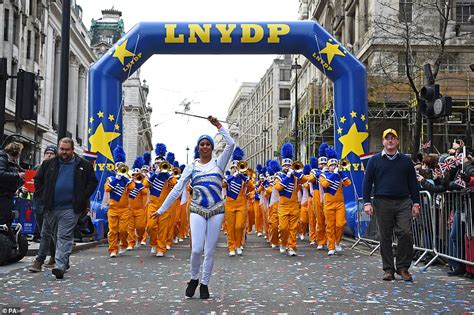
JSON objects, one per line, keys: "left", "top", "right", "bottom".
{"left": 333, "top": 167, "right": 339, "bottom": 174}
{"left": 322, "top": 166, "right": 329, "bottom": 172}
{"left": 233, "top": 171, "right": 239, "bottom": 177}
{"left": 287, "top": 169, "right": 294, "bottom": 177}
{"left": 115, "top": 174, "right": 122, "bottom": 180}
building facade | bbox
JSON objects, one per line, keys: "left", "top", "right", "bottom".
{"left": 227, "top": 56, "right": 292, "bottom": 168}
{"left": 90, "top": 8, "right": 153, "bottom": 168}
{"left": 1, "top": 0, "right": 96, "bottom": 166}
{"left": 290, "top": 0, "right": 473, "bottom": 159}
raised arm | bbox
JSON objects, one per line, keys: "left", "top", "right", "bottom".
{"left": 216, "top": 127, "right": 236, "bottom": 171}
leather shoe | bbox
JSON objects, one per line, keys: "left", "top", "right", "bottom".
{"left": 447, "top": 267, "right": 465, "bottom": 277}
{"left": 397, "top": 269, "right": 413, "bottom": 282}
{"left": 199, "top": 284, "right": 210, "bottom": 299}
{"left": 185, "top": 279, "right": 199, "bottom": 298}
{"left": 52, "top": 268, "right": 64, "bottom": 280}
{"left": 382, "top": 271, "right": 395, "bottom": 281}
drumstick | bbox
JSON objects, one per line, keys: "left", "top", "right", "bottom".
{"left": 174, "top": 111, "right": 227, "bottom": 123}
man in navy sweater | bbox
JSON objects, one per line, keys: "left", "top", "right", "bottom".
{"left": 363, "top": 129, "right": 420, "bottom": 282}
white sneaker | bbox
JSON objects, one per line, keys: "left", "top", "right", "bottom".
{"left": 317, "top": 245, "right": 324, "bottom": 250}
{"left": 140, "top": 241, "right": 146, "bottom": 246}
{"left": 271, "top": 244, "right": 278, "bottom": 249}
{"left": 178, "top": 238, "right": 184, "bottom": 243}
{"left": 118, "top": 249, "right": 127, "bottom": 255}
{"left": 166, "top": 245, "right": 171, "bottom": 250}
{"left": 126, "top": 246, "right": 133, "bottom": 251}
{"left": 310, "top": 241, "right": 315, "bottom": 245}
{"left": 299, "top": 234, "right": 305, "bottom": 241}
{"left": 173, "top": 237, "right": 178, "bottom": 244}
{"left": 156, "top": 252, "right": 164, "bottom": 257}
{"left": 288, "top": 249, "right": 297, "bottom": 256}
{"left": 335, "top": 244, "right": 343, "bottom": 252}
{"left": 279, "top": 246, "right": 286, "bottom": 254}
{"left": 236, "top": 248, "right": 243, "bottom": 255}
{"left": 109, "top": 252, "right": 117, "bottom": 258}
{"left": 229, "top": 251, "right": 236, "bottom": 257}
{"left": 328, "top": 250, "right": 336, "bottom": 256}
{"left": 257, "top": 232, "right": 263, "bottom": 237}
{"left": 150, "top": 247, "right": 157, "bottom": 254}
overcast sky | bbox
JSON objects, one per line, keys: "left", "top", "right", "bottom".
{"left": 79, "top": 0, "right": 299, "bottom": 164}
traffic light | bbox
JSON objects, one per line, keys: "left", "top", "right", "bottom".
{"left": 15, "top": 69, "right": 36, "bottom": 121}
{"left": 419, "top": 64, "right": 452, "bottom": 119}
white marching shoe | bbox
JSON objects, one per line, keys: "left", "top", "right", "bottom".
{"left": 126, "top": 246, "right": 134, "bottom": 251}
{"left": 109, "top": 252, "right": 117, "bottom": 258}
{"left": 316, "top": 245, "right": 324, "bottom": 250}
{"left": 328, "top": 250, "right": 336, "bottom": 256}
{"left": 150, "top": 247, "right": 157, "bottom": 254}
{"left": 156, "top": 251, "right": 164, "bottom": 257}
{"left": 271, "top": 244, "right": 278, "bottom": 249}
{"left": 257, "top": 232, "right": 263, "bottom": 237}
{"left": 118, "top": 248, "right": 127, "bottom": 255}
{"left": 335, "top": 244, "right": 343, "bottom": 252}
{"left": 166, "top": 245, "right": 171, "bottom": 250}
{"left": 299, "top": 234, "right": 305, "bottom": 241}
{"left": 229, "top": 250, "right": 236, "bottom": 257}
{"left": 288, "top": 249, "right": 297, "bottom": 256}
{"left": 279, "top": 246, "right": 286, "bottom": 254}
{"left": 236, "top": 248, "right": 243, "bottom": 255}
{"left": 140, "top": 241, "right": 147, "bottom": 246}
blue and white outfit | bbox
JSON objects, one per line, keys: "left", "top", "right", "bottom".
{"left": 157, "top": 127, "right": 235, "bottom": 285}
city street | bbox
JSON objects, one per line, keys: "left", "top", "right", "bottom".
{"left": 1, "top": 233, "right": 473, "bottom": 314}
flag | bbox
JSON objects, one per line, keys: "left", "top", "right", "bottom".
{"left": 360, "top": 152, "right": 374, "bottom": 161}
{"left": 454, "top": 153, "right": 464, "bottom": 166}
{"left": 421, "top": 140, "right": 431, "bottom": 149}
{"left": 454, "top": 171, "right": 466, "bottom": 188}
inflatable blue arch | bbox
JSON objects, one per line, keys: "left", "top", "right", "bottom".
{"left": 88, "top": 21, "right": 369, "bottom": 234}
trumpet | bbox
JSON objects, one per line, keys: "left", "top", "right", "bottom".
{"left": 172, "top": 167, "right": 181, "bottom": 178}
{"left": 237, "top": 161, "right": 248, "bottom": 174}
{"left": 117, "top": 164, "right": 129, "bottom": 175}
{"left": 339, "top": 158, "right": 350, "bottom": 170}
{"left": 292, "top": 161, "right": 304, "bottom": 172}
{"left": 159, "top": 161, "right": 171, "bottom": 172}
{"left": 135, "top": 172, "right": 145, "bottom": 182}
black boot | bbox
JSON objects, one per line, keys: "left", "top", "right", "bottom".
{"left": 185, "top": 279, "right": 199, "bottom": 298}
{"left": 200, "top": 284, "right": 210, "bottom": 299}
{"left": 447, "top": 266, "right": 465, "bottom": 277}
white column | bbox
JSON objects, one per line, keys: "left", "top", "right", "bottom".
{"left": 67, "top": 54, "right": 79, "bottom": 139}
{"left": 77, "top": 66, "right": 87, "bottom": 147}
{"left": 42, "top": 27, "right": 55, "bottom": 125}
{"left": 53, "top": 38, "right": 61, "bottom": 128}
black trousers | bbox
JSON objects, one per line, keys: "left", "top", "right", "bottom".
{"left": 374, "top": 197, "right": 414, "bottom": 272}
{"left": 0, "top": 196, "right": 14, "bottom": 227}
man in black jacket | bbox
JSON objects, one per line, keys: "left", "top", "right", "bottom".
{"left": 29, "top": 138, "right": 97, "bottom": 279}
{"left": 0, "top": 142, "right": 25, "bottom": 227}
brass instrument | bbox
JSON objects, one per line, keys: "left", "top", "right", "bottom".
{"left": 117, "top": 164, "right": 129, "bottom": 175}
{"left": 172, "top": 167, "right": 181, "bottom": 178}
{"left": 237, "top": 161, "right": 248, "bottom": 174}
{"left": 339, "top": 158, "right": 350, "bottom": 170}
{"left": 292, "top": 161, "right": 304, "bottom": 172}
{"left": 135, "top": 172, "right": 144, "bottom": 182}
{"left": 159, "top": 161, "right": 171, "bottom": 172}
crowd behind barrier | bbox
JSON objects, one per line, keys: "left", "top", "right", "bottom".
{"left": 352, "top": 189, "right": 473, "bottom": 274}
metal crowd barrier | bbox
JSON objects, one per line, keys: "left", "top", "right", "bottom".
{"left": 351, "top": 189, "right": 473, "bottom": 272}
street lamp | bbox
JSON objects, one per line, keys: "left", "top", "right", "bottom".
{"left": 186, "top": 145, "right": 190, "bottom": 164}
{"left": 291, "top": 58, "right": 302, "bottom": 160}
{"left": 262, "top": 128, "right": 269, "bottom": 162}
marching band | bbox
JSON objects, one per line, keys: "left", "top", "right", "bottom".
{"left": 102, "top": 138, "right": 353, "bottom": 258}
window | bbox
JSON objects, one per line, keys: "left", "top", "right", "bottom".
{"left": 397, "top": 52, "right": 416, "bottom": 76}
{"left": 399, "top": 0, "right": 413, "bottom": 23}
{"left": 27, "top": 30, "right": 31, "bottom": 59}
{"left": 34, "top": 32, "right": 40, "bottom": 62}
{"left": 456, "top": 0, "right": 474, "bottom": 23}
{"left": 4, "top": 9, "right": 9, "bottom": 41}
{"left": 13, "top": 13, "right": 19, "bottom": 45}
{"left": 279, "top": 88, "right": 290, "bottom": 100}
{"left": 10, "top": 60, "right": 17, "bottom": 99}
{"left": 280, "top": 69, "right": 291, "bottom": 81}
{"left": 279, "top": 107, "right": 290, "bottom": 119}
{"left": 440, "top": 54, "right": 458, "bottom": 73}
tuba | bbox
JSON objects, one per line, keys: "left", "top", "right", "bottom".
{"left": 292, "top": 161, "right": 304, "bottom": 172}
{"left": 159, "top": 161, "right": 171, "bottom": 172}
{"left": 237, "top": 161, "right": 248, "bottom": 174}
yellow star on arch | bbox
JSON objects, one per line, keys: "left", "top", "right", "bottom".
{"left": 339, "top": 123, "right": 369, "bottom": 159}
{"left": 337, "top": 127, "right": 343, "bottom": 134}
{"left": 361, "top": 114, "right": 366, "bottom": 121}
{"left": 113, "top": 39, "right": 135, "bottom": 65}
{"left": 108, "top": 114, "right": 114, "bottom": 122}
{"left": 89, "top": 117, "right": 94, "bottom": 124}
{"left": 319, "top": 42, "right": 346, "bottom": 65}
{"left": 350, "top": 111, "right": 357, "bottom": 118}
{"left": 88, "top": 123, "right": 120, "bottom": 162}
{"left": 97, "top": 111, "right": 104, "bottom": 118}
{"left": 114, "top": 123, "right": 120, "bottom": 131}
{"left": 340, "top": 116, "right": 347, "bottom": 124}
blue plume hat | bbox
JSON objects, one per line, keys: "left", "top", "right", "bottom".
{"left": 326, "top": 146, "right": 339, "bottom": 165}
{"left": 269, "top": 160, "right": 281, "bottom": 174}
{"left": 194, "top": 145, "right": 199, "bottom": 159}
{"left": 256, "top": 164, "right": 263, "bottom": 175}
{"left": 318, "top": 143, "right": 329, "bottom": 164}
{"left": 303, "top": 164, "right": 311, "bottom": 175}
{"left": 179, "top": 164, "right": 185, "bottom": 172}
{"left": 113, "top": 146, "right": 126, "bottom": 166}
{"left": 166, "top": 152, "right": 175, "bottom": 165}
{"left": 260, "top": 167, "right": 267, "bottom": 178}
{"left": 310, "top": 156, "right": 318, "bottom": 169}
{"left": 132, "top": 156, "right": 144, "bottom": 170}
{"left": 280, "top": 142, "right": 294, "bottom": 166}
{"left": 143, "top": 152, "right": 151, "bottom": 166}
{"left": 232, "top": 147, "right": 245, "bottom": 165}
{"left": 155, "top": 143, "right": 167, "bottom": 161}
